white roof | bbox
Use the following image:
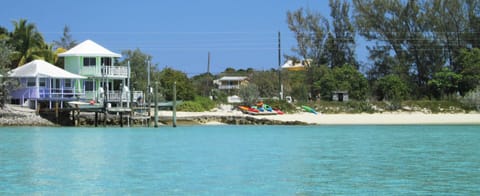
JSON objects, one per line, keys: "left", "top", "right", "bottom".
{"left": 218, "top": 76, "right": 247, "bottom": 81}
{"left": 8, "top": 60, "right": 87, "bottom": 79}
{"left": 281, "top": 60, "right": 306, "bottom": 69}
{"left": 58, "top": 39, "right": 121, "bottom": 57}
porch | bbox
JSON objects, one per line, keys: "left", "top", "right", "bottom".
{"left": 80, "top": 66, "right": 128, "bottom": 78}
{"left": 11, "top": 86, "right": 84, "bottom": 101}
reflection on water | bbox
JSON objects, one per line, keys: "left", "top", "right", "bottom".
{"left": 0, "top": 126, "right": 479, "bottom": 194}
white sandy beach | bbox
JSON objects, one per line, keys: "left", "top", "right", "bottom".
{"left": 156, "top": 110, "right": 480, "bottom": 125}
{"left": 256, "top": 112, "right": 480, "bottom": 125}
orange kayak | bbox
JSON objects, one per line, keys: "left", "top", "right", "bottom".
{"left": 238, "top": 106, "right": 250, "bottom": 111}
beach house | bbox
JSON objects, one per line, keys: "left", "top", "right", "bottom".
{"left": 214, "top": 76, "right": 248, "bottom": 91}
{"left": 213, "top": 76, "right": 248, "bottom": 103}
{"left": 8, "top": 60, "right": 86, "bottom": 109}
{"left": 58, "top": 40, "right": 140, "bottom": 106}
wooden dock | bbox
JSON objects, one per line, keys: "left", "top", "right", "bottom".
{"left": 37, "top": 100, "right": 181, "bottom": 127}
{"left": 67, "top": 101, "right": 134, "bottom": 127}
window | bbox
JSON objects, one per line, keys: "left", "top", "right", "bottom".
{"left": 51, "top": 79, "right": 60, "bottom": 88}
{"left": 27, "top": 78, "right": 36, "bottom": 87}
{"left": 64, "top": 80, "right": 72, "bottom": 88}
{"left": 101, "top": 57, "right": 112, "bottom": 66}
{"left": 85, "top": 81, "right": 95, "bottom": 91}
{"left": 83, "top": 57, "right": 96, "bottom": 66}
{"left": 39, "top": 78, "right": 46, "bottom": 87}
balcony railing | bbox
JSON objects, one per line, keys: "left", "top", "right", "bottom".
{"left": 11, "top": 87, "right": 85, "bottom": 100}
{"left": 79, "top": 66, "right": 128, "bottom": 78}
{"left": 218, "top": 85, "right": 241, "bottom": 90}
{"left": 102, "top": 66, "right": 128, "bottom": 78}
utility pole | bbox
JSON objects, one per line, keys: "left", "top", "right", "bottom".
{"left": 207, "top": 52, "right": 211, "bottom": 97}
{"left": 173, "top": 81, "right": 177, "bottom": 128}
{"left": 127, "top": 61, "right": 131, "bottom": 108}
{"left": 278, "top": 31, "right": 283, "bottom": 100}
{"left": 154, "top": 81, "right": 159, "bottom": 128}
{"left": 207, "top": 52, "right": 211, "bottom": 74}
{"left": 146, "top": 59, "right": 151, "bottom": 127}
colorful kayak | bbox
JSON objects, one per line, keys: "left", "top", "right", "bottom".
{"left": 274, "top": 109, "right": 284, "bottom": 115}
{"left": 238, "top": 106, "right": 250, "bottom": 112}
{"left": 302, "top": 105, "right": 317, "bottom": 114}
{"left": 264, "top": 104, "right": 273, "bottom": 112}
{"left": 249, "top": 108, "right": 260, "bottom": 113}
{"left": 238, "top": 105, "right": 260, "bottom": 113}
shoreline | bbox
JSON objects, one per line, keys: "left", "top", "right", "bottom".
{"left": 157, "top": 111, "right": 480, "bottom": 125}
{"left": 1, "top": 104, "right": 479, "bottom": 126}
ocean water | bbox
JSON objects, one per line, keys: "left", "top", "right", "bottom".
{"left": 0, "top": 125, "right": 479, "bottom": 195}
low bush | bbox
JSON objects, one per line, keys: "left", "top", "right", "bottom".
{"left": 461, "top": 87, "right": 480, "bottom": 111}
{"left": 314, "top": 101, "right": 374, "bottom": 114}
{"left": 177, "top": 96, "right": 216, "bottom": 112}
{"left": 402, "top": 100, "right": 467, "bottom": 113}
{"left": 177, "top": 101, "right": 203, "bottom": 112}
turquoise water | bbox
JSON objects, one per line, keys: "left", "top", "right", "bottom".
{"left": 1, "top": 125, "right": 479, "bottom": 195}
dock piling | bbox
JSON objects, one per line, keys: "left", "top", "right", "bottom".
{"left": 173, "top": 81, "right": 177, "bottom": 128}
{"left": 154, "top": 82, "right": 159, "bottom": 128}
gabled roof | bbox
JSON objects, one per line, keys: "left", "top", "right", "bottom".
{"left": 58, "top": 39, "right": 121, "bottom": 57}
{"left": 8, "top": 60, "right": 86, "bottom": 79}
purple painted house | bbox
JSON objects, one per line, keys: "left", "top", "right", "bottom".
{"left": 8, "top": 60, "right": 86, "bottom": 109}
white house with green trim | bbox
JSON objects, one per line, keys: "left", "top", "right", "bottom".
{"left": 58, "top": 40, "right": 139, "bottom": 105}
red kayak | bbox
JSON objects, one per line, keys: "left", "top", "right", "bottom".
{"left": 274, "top": 109, "right": 284, "bottom": 115}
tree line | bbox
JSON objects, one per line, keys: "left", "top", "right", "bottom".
{"left": 286, "top": 0, "right": 480, "bottom": 102}
{"left": 2, "top": 0, "right": 480, "bottom": 107}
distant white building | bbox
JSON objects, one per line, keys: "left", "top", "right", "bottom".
{"left": 281, "top": 59, "right": 311, "bottom": 71}
{"left": 213, "top": 76, "right": 248, "bottom": 90}
{"left": 214, "top": 76, "right": 248, "bottom": 103}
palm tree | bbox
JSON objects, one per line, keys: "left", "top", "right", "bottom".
{"left": 0, "top": 26, "right": 8, "bottom": 40}
{"left": 53, "top": 25, "right": 77, "bottom": 50}
{"left": 9, "top": 19, "right": 45, "bottom": 68}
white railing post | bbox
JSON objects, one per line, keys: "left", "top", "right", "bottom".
{"left": 101, "top": 66, "right": 128, "bottom": 77}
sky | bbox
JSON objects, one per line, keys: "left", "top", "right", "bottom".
{"left": 0, "top": 0, "right": 366, "bottom": 76}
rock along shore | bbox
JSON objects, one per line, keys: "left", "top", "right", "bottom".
{"left": 0, "top": 104, "right": 55, "bottom": 126}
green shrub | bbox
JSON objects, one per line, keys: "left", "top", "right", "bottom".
{"left": 195, "top": 96, "right": 216, "bottom": 111}
{"left": 461, "top": 87, "right": 480, "bottom": 111}
{"left": 402, "top": 100, "right": 467, "bottom": 113}
{"left": 312, "top": 101, "right": 374, "bottom": 114}
{"left": 177, "top": 101, "right": 203, "bottom": 112}
{"left": 177, "top": 96, "right": 216, "bottom": 112}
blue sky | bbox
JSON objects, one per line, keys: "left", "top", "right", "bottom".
{"left": 1, "top": 0, "right": 366, "bottom": 75}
